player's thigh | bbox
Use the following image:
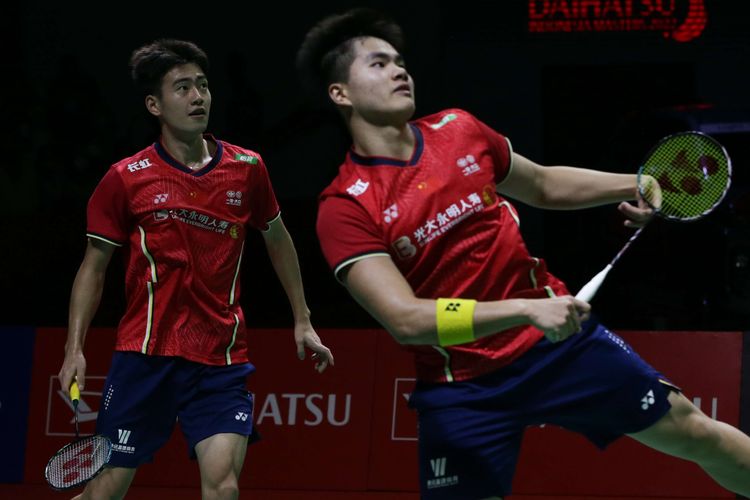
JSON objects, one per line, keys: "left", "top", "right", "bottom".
{"left": 416, "top": 404, "right": 523, "bottom": 500}
{"left": 80, "top": 466, "right": 136, "bottom": 500}
{"left": 628, "top": 391, "right": 720, "bottom": 460}
{"left": 195, "top": 432, "right": 248, "bottom": 483}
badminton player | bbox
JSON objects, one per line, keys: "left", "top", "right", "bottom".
{"left": 296, "top": 8, "right": 750, "bottom": 499}
{"left": 57, "top": 38, "right": 333, "bottom": 500}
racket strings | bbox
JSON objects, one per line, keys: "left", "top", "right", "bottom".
{"left": 46, "top": 436, "right": 111, "bottom": 489}
{"left": 640, "top": 133, "right": 730, "bottom": 220}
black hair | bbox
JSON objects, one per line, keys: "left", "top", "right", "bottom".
{"left": 295, "top": 7, "right": 404, "bottom": 97}
{"left": 129, "top": 39, "right": 209, "bottom": 98}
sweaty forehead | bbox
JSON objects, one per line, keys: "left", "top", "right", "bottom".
{"left": 352, "top": 37, "right": 400, "bottom": 60}
{"left": 163, "top": 63, "right": 206, "bottom": 84}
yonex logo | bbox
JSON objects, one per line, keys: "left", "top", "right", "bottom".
{"left": 235, "top": 412, "right": 249, "bottom": 422}
{"left": 444, "top": 303, "right": 461, "bottom": 312}
{"left": 641, "top": 390, "right": 656, "bottom": 410}
{"left": 117, "top": 429, "right": 132, "bottom": 445}
{"left": 153, "top": 193, "right": 168, "bottom": 204}
{"left": 430, "top": 457, "right": 447, "bottom": 478}
{"left": 383, "top": 204, "right": 399, "bottom": 223}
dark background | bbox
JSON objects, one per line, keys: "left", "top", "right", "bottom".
{"left": 2, "top": 1, "right": 749, "bottom": 332}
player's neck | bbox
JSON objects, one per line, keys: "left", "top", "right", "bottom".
{"left": 160, "top": 132, "right": 213, "bottom": 170}
{"left": 350, "top": 117, "right": 414, "bottom": 161}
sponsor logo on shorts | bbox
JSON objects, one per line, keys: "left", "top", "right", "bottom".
{"left": 641, "top": 389, "right": 656, "bottom": 410}
{"left": 235, "top": 411, "right": 249, "bottom": 422}
{"left": 113, "top": 428, "right": 136, "bottom": 454}
{"left": 427, "top": 456, "right": 459, "bottom": 489}
{"left": 117, "top": 428, "right": 132, "bottom": 444}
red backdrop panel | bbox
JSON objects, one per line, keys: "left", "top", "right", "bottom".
{"left": 24, "top": 328, "right": 742, "bottom": 498}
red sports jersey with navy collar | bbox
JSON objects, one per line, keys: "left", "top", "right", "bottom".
{"left": 87, "top": 135, "right": 279, "bottom": 365}
{"left": 317, "top": 109, "right": 570, "bottom": 383}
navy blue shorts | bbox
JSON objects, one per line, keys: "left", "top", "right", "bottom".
{"left": 408, "top": 322, "right": 679, "bottom": 499}
{"left": 96, "top": 351, "right": 255, "bottom": 468}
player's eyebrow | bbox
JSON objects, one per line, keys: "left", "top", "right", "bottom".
{"left": 365, "top": 51, "right": 405, "bottom": 65}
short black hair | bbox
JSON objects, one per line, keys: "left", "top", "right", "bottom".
{"left": 129, "top": 39, "right": 210, "bottom": 98}
{"left": 295, "top": 8, "right": 404, "bottom": 96}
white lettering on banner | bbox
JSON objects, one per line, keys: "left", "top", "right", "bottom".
{"left": 256, "top": 393, "right": 352, "bottom": 426}
{"left": 693, "top": 397, "right": 719, "bottom": 420}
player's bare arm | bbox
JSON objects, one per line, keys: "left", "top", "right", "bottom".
{"left": 342, "top": 255, "right": 591, "bottom": 345}
{"left": 58, "top": 238, "right": 116, "bottom": 392}
{"left": 262, "top": 216, "right": 334, "bottom": 372}
{"left": 498, "top": 152, "right": 659, "bottom": 229}
{"left": 498, "top": 152, "right": 635, "bottom": 207}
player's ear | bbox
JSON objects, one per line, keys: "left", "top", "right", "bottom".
{"left": 328, "top": 83, "right": 350, "bottom": 107}
{"left": 145, "top": 95, "right": 161, "bottom": 117}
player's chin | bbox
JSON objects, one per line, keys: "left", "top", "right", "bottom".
{"left": 390, "top": 101, "right": 416, "bottom": 122}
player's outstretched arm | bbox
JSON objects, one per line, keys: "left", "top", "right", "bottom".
{"left": 58, "top": 238, "right": 115, "bottom": 392}
{"left": 342, "top": 255, "right": 590, "bottom": 346}
{"left": 262, "top": 216, "right": 334, "bottom": 372}
{"left": 498, "top": 152, "right": 640, "bottom": 210}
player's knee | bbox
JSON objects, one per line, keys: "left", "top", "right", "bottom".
{"left": 202, "top": 473, "right": 240, "bottom": 500}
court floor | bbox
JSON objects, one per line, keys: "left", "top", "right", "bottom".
{"left": 0, "top": 485, "right": 736, "bottom": 500}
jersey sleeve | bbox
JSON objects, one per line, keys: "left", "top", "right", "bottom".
{"left": 248, "top": 157, "right": 281, "bottom": 231}
{"left": 86, "top": 167, "right": 130, "bottom": 246}
{"left": 468, "top": 112, "right": 513, "bottom": 184}
{"left": 317, "top": 195, "right": 389, "bottom": 281}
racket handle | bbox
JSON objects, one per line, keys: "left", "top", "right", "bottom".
{"left": 575, "top": 264, "right": 613, "bottom": 302}
{"left": 70, "top": 381, "right": 80, "bottom": 403}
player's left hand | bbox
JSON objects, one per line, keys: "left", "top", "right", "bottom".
{"left": 294, "top": 322, "right": 334, "bottom": 373}
{"left": 618, "top": 174, "right": 661, "bottom": 228}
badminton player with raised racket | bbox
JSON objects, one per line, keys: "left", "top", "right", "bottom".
{"left": 297, "top": 8, "right": 750, "bottom": 500}
{"left": 57, "top": 39, "right": 333, "bottom": 499}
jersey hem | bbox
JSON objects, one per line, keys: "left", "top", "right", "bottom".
{"left": 114, "top": 346, "right": 249, "bottom": 366}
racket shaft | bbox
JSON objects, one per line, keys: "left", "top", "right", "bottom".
{"left": 575, "top": 264, "right": 612, "bottom": 302}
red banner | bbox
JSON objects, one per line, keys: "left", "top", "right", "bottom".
{"left": 24, "top": 328, "right": 742, "bottom": 498}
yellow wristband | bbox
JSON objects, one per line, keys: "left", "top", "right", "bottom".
{"left": 436, "top": 298, "right": 477, "bottom": 346}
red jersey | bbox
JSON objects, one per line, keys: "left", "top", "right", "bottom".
{"left": 87, "top": 136, "right": 280, "bottom": 365}
{"left": 317, "top": 109, "right": 569, "bottom": 383}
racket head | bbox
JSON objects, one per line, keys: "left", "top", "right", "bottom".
{"left": 44, "top": 434, "right": 112, "bottom": 491}
{"left": 637, "top": 131, "right": 732, "bottom": 221}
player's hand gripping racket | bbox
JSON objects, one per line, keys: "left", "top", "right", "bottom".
{"left": 44, "top": 381, "right": 112, "bottom": 490}
{"left": 575, "top": 131, "right": 732, "bottom": 302}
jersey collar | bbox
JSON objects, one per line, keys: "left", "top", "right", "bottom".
{"left": 154, "top": 134, "right": 223, "bottom": 177}
{"left": 349, "top": 123, "right": 424, "bottom": 167}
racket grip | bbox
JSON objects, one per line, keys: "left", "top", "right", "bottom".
{"left": 575, "top": 264, "right": 613, "bottom": 302}
{"left": 70, "top": 381, "right": 80, "bottom": 403}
